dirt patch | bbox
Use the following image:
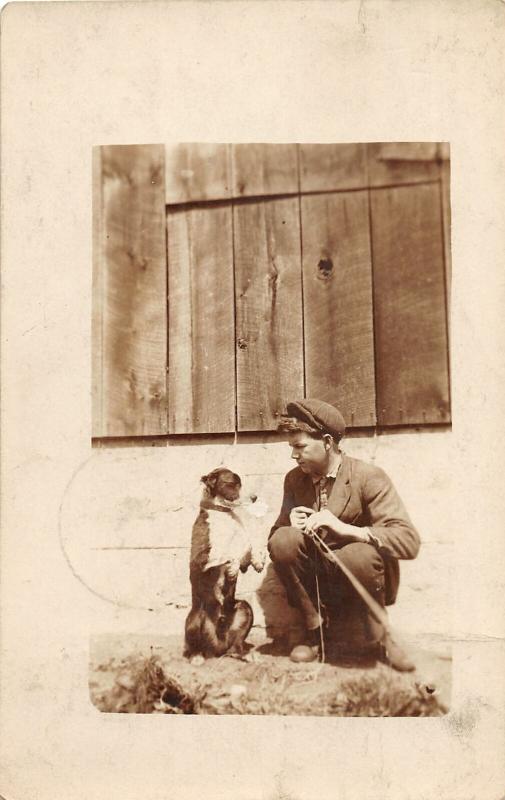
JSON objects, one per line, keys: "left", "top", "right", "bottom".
{"left": 89, "top": 632, "right": 450, "bottom": 716}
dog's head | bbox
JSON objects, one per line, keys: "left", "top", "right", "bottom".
{"left": 201, "top": 468, "right": 242, "bottom": 506}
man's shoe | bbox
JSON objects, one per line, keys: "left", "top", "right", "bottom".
{"left": 381, "top": 633, "right": 416, "bottom": 672}
{"left": 289, "top": 643, "right": 320, "bottom": 662}
{"left": 289, "top": 626, "right": 323, "bottom": 662}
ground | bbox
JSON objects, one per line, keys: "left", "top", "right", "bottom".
{"left": 89, "top": 628, "right": 451, "bottom": 716}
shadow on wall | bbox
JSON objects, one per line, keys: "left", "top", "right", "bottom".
{"left": 255, "top": 563, "right": 304, "bottom": 643}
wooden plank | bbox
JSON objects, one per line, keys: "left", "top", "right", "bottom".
{"left": 441, "top": 153, "right": 451, "bottom": 327}
{"left": 367, "top": 142, "right": 442, "bottom": 187}
{"left": 234, "top": 197, "right": 304, "bottom": 430}
{"left": 371, "top": 183, "right": 450, "bottom": 426}
{"left": 376, "top": 142, "right": 440, "bottom": 162}
{"left": 92, "top": 147, "right": 104, "bottom": 437}
{"left": 165, "top": 143, "right": 231, "bottom": 203}
{"left": 231, "top": 144, "right": 298, "bottom": 197}
{"left": 94, "top": 144, "right": 168, "bottom": 437}
{"left": 167, "top": 203, "right": 235, "bottom": 433}
{"left": 299, "top": 144, "right": 368, "bottom": 192}
{"left": 301, "top": 191, "right": 376, "bottom": 427}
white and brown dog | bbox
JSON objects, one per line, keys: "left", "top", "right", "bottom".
{"left": 184, "top": 468, "right": 265, "bottom": 661}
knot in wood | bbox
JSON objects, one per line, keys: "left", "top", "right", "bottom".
{"left": 317, "top": 257, "right": 334, "bottom": 279}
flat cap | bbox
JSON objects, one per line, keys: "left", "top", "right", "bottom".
{"left": 286, "top": 398, "right": 346, "bottom": 439}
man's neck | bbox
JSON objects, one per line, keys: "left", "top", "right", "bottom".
{"left": 313, "top": 449, "right": 341, "bottom": 479}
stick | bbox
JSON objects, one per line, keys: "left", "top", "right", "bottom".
{"left": 310, "top": 530, "right": 391, "bottom": 633}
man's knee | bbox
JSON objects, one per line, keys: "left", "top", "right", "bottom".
{"left": 268, "top": 526, "right": 306, "bottom": 565}
{"left": 336, "top": 542, "right": 385, "bottom": 593}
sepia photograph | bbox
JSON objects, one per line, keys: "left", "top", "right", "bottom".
{"left": 71, "top": 141, "right": 453, "bottom": 715}
{"left": 2, "top": 1, "right": 504, "bottom": 797}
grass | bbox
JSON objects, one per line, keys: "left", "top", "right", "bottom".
{"left": 90, "top": 646, "right": 448, "bottom": 717}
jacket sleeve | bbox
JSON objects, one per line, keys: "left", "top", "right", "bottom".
{"left": 361, "top": 466, "right": 421, "bottom": 560}
{"left": 268, "top": 472, "right": 297, "bottom": 539}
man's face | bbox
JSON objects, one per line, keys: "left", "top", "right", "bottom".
{"left": 288, "top": 431, "right": 328, "bottom": 476}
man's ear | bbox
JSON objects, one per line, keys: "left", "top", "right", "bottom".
{"left": 322, "top": 434, "right": 334, "bottom": 451}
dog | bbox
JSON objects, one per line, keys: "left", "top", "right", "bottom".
{"left": 184, "top": 468, "right": 265, "bottom": 661}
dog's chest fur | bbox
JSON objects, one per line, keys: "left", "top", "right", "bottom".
{"left": 205, "top": 507, "right": 249, "bottom": 569}
{"left": 191, "top": 505, "right": 250, "bottom": 572}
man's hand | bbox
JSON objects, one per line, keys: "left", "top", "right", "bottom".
{"left": 303, "top": 509, "right": 341, "bottom": 537}
{"left": 289, "top": 506, "right": 315, "bottom": 530}
{"left": 304, "top": 510, "right": 369, "bottom": 543}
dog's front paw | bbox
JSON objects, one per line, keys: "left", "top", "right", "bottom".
{"left": 190, "top": 654, "right": 205, "bottom": 667}
{"left": 251, "top": 549, "right": 267, "bottom": 573}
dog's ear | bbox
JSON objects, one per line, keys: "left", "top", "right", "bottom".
{"left": 201, "top": 469, "right": 221, "bottom": 496}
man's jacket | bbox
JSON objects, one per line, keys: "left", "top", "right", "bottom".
{"left": 269, "top": 454, "right": 421, "bottom": 605}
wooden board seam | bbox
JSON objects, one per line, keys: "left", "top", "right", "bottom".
{"left": 164, "top": 179, "right": 441, "bottom": 211}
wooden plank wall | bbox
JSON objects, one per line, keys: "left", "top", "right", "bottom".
{"left": 366, "top": 142, "right": 441, "bottom": 186}
{"left": 92, "top": 148, "right": 104, "bottom": 437}
{"left": 371, "top": 182, "right": 450, "bottom": 426}
{"left": 93, "top": 142, "right": 452, "bottom": 438}
{"left": 164, "top": 143, "right": 231, "bottom": 203}
{"left": 92, "top": 144, "right": 168, "bottom": 437}
{"left": 301, "top": 191, "right": 376, "bottom": 427}
{"left": 230, "top": 144, "right": 298, "bottom": 197}
{"left": 440, "top": 146, "right": 452, "bottom": 328}
{"left": 234, "top": 196, "right": 304, "bottom": 431}
{"left": 299, "top": 143, "right": 368, "bottom": 192}
{"left": 167, "top": 204, "right": 235, "bottom": 434}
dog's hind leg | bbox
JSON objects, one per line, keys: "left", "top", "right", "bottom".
{"left": 185, "top": 607, "right": 227, "bottom": 662}
{"left": 185, "top": 606, "right": 229, "bottom": 658}
{"left": 200, "top": 614, "right": 230, "bottom": 657}
{"left": 184, "top": 608, "right": 206, "bottom": 658}
{"left": 226, "top": 600, "right": 254, "bottom": 656}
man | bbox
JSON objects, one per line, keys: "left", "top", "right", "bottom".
{"left": 268, "top": 398, "right": 420, "bottom": 671}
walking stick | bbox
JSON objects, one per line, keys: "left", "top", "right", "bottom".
{"left": 309, "top": 529, "right": 391, "bottom": 634}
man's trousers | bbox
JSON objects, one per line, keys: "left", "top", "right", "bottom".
{"left": 268, "top": 526, "right": 387, "bottom": 647}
